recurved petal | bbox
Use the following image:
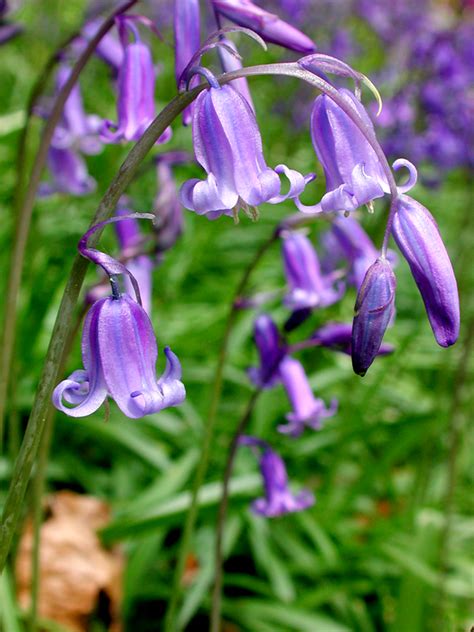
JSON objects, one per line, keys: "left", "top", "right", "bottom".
{"left": 52, "top": 369, "right": 108, "bottom": 417}
{"left": 392, "top": 195, "right": 459, "bottom": 347}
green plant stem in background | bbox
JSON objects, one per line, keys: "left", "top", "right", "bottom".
{"left": 163, "top": 231, "right": 279, "bottom": 632}
{"left": 0, "top": 0, "right": 139, "bottom": 451}
{"left": 210, "top": 389, "right": 262, "bottom": 632}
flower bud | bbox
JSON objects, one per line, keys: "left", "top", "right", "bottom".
{"left": 392, "top": 195, "right": 459, "bottom": 347}
{"left": 351, "top": 258, "right": 396, "bottom": 376}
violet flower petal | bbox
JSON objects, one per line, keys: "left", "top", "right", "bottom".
{"left": 212, "top": 0, "right": 316, "bottom": 53}
{"left": 392, "top": 195, "right": 459, "bottom": 347}
{"left": 247, "top": 314, "right": 285, "bottom": 388}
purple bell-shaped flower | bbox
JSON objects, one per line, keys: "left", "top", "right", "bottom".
{"left": 278, "top": 356, "right": 337, "bottom": 436}
{"left": 180, "top": 76, "right": 311, "bottom": 219}
{"left": 53, "top": 215, "right": 185, "bottom": 419}
{"left": 296, "top": 89, "right": 417, "bottom": 214}
{"left": 239, "top": 436, "right": 314, "bottom": 517}
{"left": 247, "top": 314, "right": 286, "bottom": 389}
{"left": 281, "top": 230, "right": 344, "bottom": 311}
{"left": 101, "top": 17, "right": 171, "bottom": 144}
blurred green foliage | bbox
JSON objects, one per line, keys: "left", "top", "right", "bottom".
{"left": 0, "top": 1, "right": 473, "bottom": 631}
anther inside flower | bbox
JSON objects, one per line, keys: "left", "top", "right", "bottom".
{"left": 52, "top": 215, "right": 185, "bottom": 419}
{"left": 179, "top": 69, "right": 313, "bottom": 220}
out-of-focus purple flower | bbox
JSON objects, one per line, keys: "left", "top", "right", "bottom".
{"left": 53, "top": 295, "right": 185, "bottom": 418}
{"left": 311, "top": 321, "right": 394, "bottom": 356}
{"left": 278, "top": 356, "right": 337, "bottom": 436}
{"left": 212, "top": 0, "right": 315, "bottom": 53}
{"left": 154, "top": 156, "right": 184, "bottom": 252}
{"left": 79, "top": 18, "right": 124, "bottom": 71}
{"left": 115, "top": 206, "right": 153, "bottom": 316}
{"left": 101, "top": 17, "right": 171, "bottom": 144}
{"left": 180, "top": 80, "right": 310, "bottom": 219}
{"left": 248, "top": 314, "right": 285, "bottom": 388}
{"left": 174, "top": 0, "right": 200, "bottom": 126}
{"left": 351, "top": 257, "right": 396, "bottom": 376}
{"left": 329, "top": 215, "right": 379, "bottom": 289}
{"left": 217, "top": 37, "right": 254, "bottom": 111}
{"left": 392, "top": 195, "right": 459, "bottom": 347}
{"left": 239, "top": 435, "right": 314, "bottom": 517}
{"left": 281, "top": 231, "right": 344, "bottom": 311}
{"left": 0, "top": 1, "right": 21, "bottom": 44}
{"left": 296, "top": 89, "right": 417, "bottom": 214}
{"left": 39, "top": 147, "right": 96, "bottom": 197}
{"left": 52, "top": 65, "right": 102, "bottom": 155}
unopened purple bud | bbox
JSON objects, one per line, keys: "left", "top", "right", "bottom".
{"left": 248, "top": 314, "right": 285, "bottom": 388}
{"left": 278, "top": 356, "right": 337, "bottom": 436}
{"left": 174, "top": 0, "right": 200, "bottom": 126}
{"left": 102, "top": 19, "right": 171, "bottom": 144}
{"left": 330, "top": 215, "right": 379, "bottom": 289}
{"left": 351, "top": 258, "right": 396, "bottom": 376}
{"left": 311, "top": 321, "right": 394, "bottom": 356}
{"left": 212, "top": 0, "right": 315, "bottom": 53}
{"left": 281, "top": 231, "right": 344, "bottom": 311}
{"left": 392, "top": 195, "right": 459, "bottom": 347}
{"left": 53, "top": 294, "right": 185, "bottom": 419}
{"left": 180, "top": 82, "right": 309, "bottom": 219}
{"left": 239, "top": 435, "right": 314, "bottom": 517}
{"left": 40, "top": 146, "right": 96, "bottom": 197}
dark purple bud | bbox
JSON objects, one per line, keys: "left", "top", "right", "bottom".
{"left": 311, "top": 321, "right": 394, "bottom": 356}
{"left": 351, "top": 258, "right": 396, "bottom": 376}
{"left": 53, "top": 295, "right": 185, "bottom": 418}
{"left": 392, "top": 195, "right": 459, "bottom": 347}
{"left": 212, "top": 0, "right": 315, "bottom": 53}
{"left": 180, "top": 81, "right": 310, "bottom": 219}
{"left": 278, "top": 356, "right": 337, "bottom": 436}
{"left": 239, "top": 435, "right": 314, "bottom": 517}
{"left": 281, "top": 231, "right": 344, "bottom": 311}
{"left": 247, "top": 314, "right": 285, "bottom": 388}
{"left": 174, "top": 0, "right": 201, "bottom": 125}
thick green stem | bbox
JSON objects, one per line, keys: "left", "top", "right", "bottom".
{"left": 0, "top": 0, "right": 139, "bottom": 449}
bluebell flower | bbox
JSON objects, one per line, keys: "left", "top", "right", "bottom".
{"left": 239, "top": 435, "right": 314, "bottom": 517}
{"left": 101, "top": 17, "right": 171, "bottom": 144}
{"left": 247, "top": 314, "right": 286, "bottom": 389}
{"left": 174, "top": 0, "right": 201, "bottom": 125}
{"left": 39, "top": 147, "right": 96, "bottom": 197}
{"left": 311, "top": 321, "right": 394, "bottom": 356}
{"left": 281, "top": 230, "right": 344, "bottom": 311}
{"left": 278, "top": 356, "right": 337, "bottom": 436}
{"left": 180, "top": 79, "right": 311, "bottom": 219}
{"left": 295, "top": 89, "right": 417, "bottom": 214}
